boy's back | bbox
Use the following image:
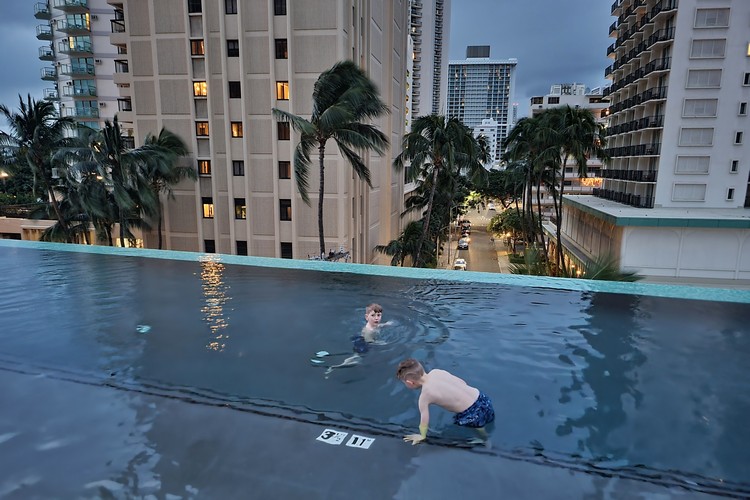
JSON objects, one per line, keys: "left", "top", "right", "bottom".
{"left": 420, "top": 369, "right": 480, "bottom": 414}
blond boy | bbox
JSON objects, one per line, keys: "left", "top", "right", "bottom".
{"left": 396, "top": 358, "right": 494, "bottom": 445}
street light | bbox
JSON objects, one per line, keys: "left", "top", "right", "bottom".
{"left": 0, "top": 171, "right": 9, "bottom": 191}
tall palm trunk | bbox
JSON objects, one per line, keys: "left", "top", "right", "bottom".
{"left": 318, "top": 143, "right": 326, "bottom": 258}
{"left": 534, "top": 172, "right": 548, "bottom": 270}
{"left": 555, "top": 157, "right": 568, "bottom": 276}
{"left": 413, "top": 166, "right": 440, "bottom": 267}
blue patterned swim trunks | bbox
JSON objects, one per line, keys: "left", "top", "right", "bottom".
{"left": 453, "top": 392, "right": 495, "bottom": 427}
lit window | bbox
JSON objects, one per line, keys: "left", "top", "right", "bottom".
{"left": 198, "top": 159, "right": 211, "bottom": 175}
{"left": 193, "top": 81, "right": 207, "bottom": 97}
{"left": 280, "top": 199, "right": 292, "bottom": 221}
{"left": 231, "top": 122, "right": 243, "bottom": 138}
{"left": 234, "top": 198, "right": 246, "bottom": 219}
{"left": 190, "top": 40, "right": 204, "bottom": 56}
{"left": 232, "top": 160, "right": 244, "bottom": 176}
{"left": 196, "top": 121, "right": 209, "bottom": 136}
{"left": 276, "top": 81, "right": 289, "bottom": 100}
{"left": 277, "top": 122, "right": 290, "bottom": 140}
{"left": 278, "top": 161, "right": 291, "bottom": 179}
{"left": 202, "top": 197, "right": 214, "bottom": 218}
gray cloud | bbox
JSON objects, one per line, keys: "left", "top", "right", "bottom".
{"left": 449, "top": 0, "right": 613, "bottom": 116}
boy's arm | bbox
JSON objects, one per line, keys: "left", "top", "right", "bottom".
{"left": 403, "top": 394, "right": 430, "bottom": 445}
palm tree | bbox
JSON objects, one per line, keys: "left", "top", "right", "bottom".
{"left": 272, "top": 60, "right": 389, "bottom": 258}
{"left": 543, "top": 106, "right": 608, "bottom": 275}
{"left": 142, "top": 128, "right": 192, "bottom": 249}
{"left": 375, "top": 220, "right": 429, "bottom": 266}
{"left": 0, "top": 94, "right": 76, "bottom": 240}
{"left": 394, "top": 115, "right": 488, "bottom": 267}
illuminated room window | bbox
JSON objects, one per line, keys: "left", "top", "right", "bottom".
{"left": 202, "top": 197, "right": 214, "bottom": 218}
{"left": 198, "top": 159, "right": 211, "bottom": 175}
{"left": 234, "top": 198, "right": 246, "bottom": 219}
{"left": 276, "top": 81, "right": 289, "bottom": 100}
{"left": 193, "top": 81, "right": 207, "bottom": 97}
{"left": 190, "top": 40, "right": 204, "bottom": 56}
{"left": 196, "top": 121, "right": 209, "bottom": 136}
{"left": 231, "top": 122, "right": 243, "bottom": 138}
{"left": 280, "top": 199, "right": 292, "bottom": 221}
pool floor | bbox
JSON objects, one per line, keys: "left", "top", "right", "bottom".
{"left": 0, "top": 367, "right": 724, "bottom": 499}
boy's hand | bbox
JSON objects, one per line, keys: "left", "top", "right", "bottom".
{"left": 403, "top": 434, "right": 426, "bottom": 445}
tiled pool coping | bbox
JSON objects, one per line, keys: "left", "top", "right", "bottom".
{"left": 3, "top": 239, "right": 749, "bottom": 304}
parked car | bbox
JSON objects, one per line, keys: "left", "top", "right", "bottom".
{"left": 487, "top": 202, "right": 496, "bottom": 211}
{"left": 457, "top": 238, "right": 469, "bottom": 250}
{"left": 453, "top": 258, "right": 467, "bottom": 271}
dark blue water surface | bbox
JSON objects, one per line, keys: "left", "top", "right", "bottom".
{"left": 1, "top": 246, "right": 749, "bottom": 490}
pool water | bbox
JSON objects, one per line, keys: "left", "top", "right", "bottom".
{"left": 1, "top": 243, "right": 749, "bottom": 493}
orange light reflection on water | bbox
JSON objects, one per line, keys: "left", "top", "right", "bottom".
{"left": 199, "top": 255, "right": 231, "bottom": 352}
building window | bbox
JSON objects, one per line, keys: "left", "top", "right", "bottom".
{"left": 190, "top": 40, "right": 204, "bottom": 56}
{"left": 236, "top": 240, "right": 248, "bottom": 256}
{"left": 280, "top": 242, "right": 292, "bottom": 259}
{"left": 735, "top": 131, "right": 744, "bottom": 144}
{"left": 225, "top": 0, "right": 237, "bottom": 14}
{"left": 730, "top": 160, "right": 739, "bottom": 173}
{"left": 727, "top": 188, "right": 735, "bottom": 201}
{"left": 744, "top": 73, "right": 750, "bottom": 86}
{"left": 204, "top": 239, "right": 215, "bottom": 253}
{"left": 678, "top": 127, "right": 713, "bottom": 146}
{"left": 231, "top": 122, "right": 243, "bottom": 138}
{"left": 198, "top": 159, "right": 211, "bottom": 175}
{"left": 275, "top": 39, "right": 288, "bottom": 59}
{"left": 202, "top": 197, "right": 214, "bottom": 218}
{"left": 675, "top": 156, "right": 710, "bottom": 174}
{"left": 740, "top": 102, "right": 748, "bottom": 116}
{"left": 690, "top": 39, "right": 726, "bottom": 59}
{"left": 193, "top": 81, "right": 207, "bottom": 97}
{"left": 276, "top": 81, "right": 289, "bottom": 100}
{"left": 682, "top": 99, "right": 718, "bottom": 117}
{"left": 234, "top": 198, "right": 246, "bottom": 219}
{"left": 280, "top": 199, "right": 292, "bottom": 221}
{"left": 188, "top": 0, "right": 202, "bottom": 14}
{"left": 672, "top": 184, "right": 706, "bottom": 202}
{"left": 686, "top": 69, "right": 722, "bottom": 88}
{"left": 278, "top": 161, "right": 291, "bottom": 179}
{"left": 196, "top": 121, "right": 209, "bottom": 136}
{"left": 277, "top": 122, "right": 290, "bottom": 140}
{"left": 547, "top": 97, "right": 560, "bottom": 104}
{"left": 694, "top": 8, "right": 730, "bottom": 28}
{"left": 232, "top": 160, "right": 245, "bottom": 176}
{"left": 227, "top": 39, "right": 239, "bottom": 57}
{"left": 274, "top": 0, "right": 287, "bottom": 16}
{"left": 228, "top": 81, "right": 241, "bottom": 98}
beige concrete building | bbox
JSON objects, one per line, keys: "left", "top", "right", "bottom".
{"left": 105, "top": 0, "right": 409, "bottom": 262}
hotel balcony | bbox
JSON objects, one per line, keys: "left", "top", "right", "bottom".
{"left": 593, "top": 188, "right": 654, "bottom": 208}
{"left": 63, "top": 107, "right": 99, "bottom": 119}
{"left": 34, "top": 2, "right": 52, "bottom": 19}
{"left": 605, "top": 142, "right": 661, "bottom": 158}
{"left": 36, "top": 24, "right": 53, "bottom": 40}
{"left": 40, "top": 67, "right": 57, "bottom": 80}
{"left": 59, "top": 63, "right": 95, "bottom": 78}
{"left": 62, "top": 85, "right": 97, "bottom": 98}
{"left": 58, "top": 40, "right": 93, "bottom": 55}
{"left": 43, "top": 88, "right": 59, "bottom": 100}
{"left": 53, "top": 0, "right": 89, "bottom": 13}
{"left": 38, "top": 45, "right": 55, "bottom": 61}
{"left": 57, "top": 18, "right": 90, "bottom": 35}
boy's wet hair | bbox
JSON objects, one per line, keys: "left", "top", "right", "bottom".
{"left": 396, "top": 358, "right": 424, "bottom": 381}
{"left": 366, "top": 303, "right": 383, "bottom": 314}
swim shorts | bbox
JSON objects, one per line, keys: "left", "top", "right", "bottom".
{"left": 350, "top": 335, "right": 369, "bottom": 354}
{"left": 453, "top": 392, "right": 495, "bottom": 427}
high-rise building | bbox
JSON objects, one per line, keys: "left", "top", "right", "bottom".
{"left": 446, "top": 46, "right": 517, "bottom": 163}
{"left": 98, "top": 0, "right": 409, "bottom": 263}
{"left": 35, "top": 0, "right": 122, "bottom": 134}
{"left": 556, "top": 0, "right": 750, "bottom": 283}
{"left": 408, "top": 0, "right": 451, "bottom": 119}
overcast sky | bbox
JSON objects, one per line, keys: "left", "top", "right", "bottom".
{"left": 0, "top": 0, "right": 612, "bottom": 120}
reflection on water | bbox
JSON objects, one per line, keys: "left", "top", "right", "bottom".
{"left": 198, "top": 255, "right": 231, "bottom": 352}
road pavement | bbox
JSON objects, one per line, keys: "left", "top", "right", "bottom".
{"left": 445, "top": 209, "right": 511, "bottom": 273}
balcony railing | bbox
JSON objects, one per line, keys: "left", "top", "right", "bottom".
{"left": 40, "top": 67, "right": 57, "bottom": 80}
{"left": 57, "top": 19, "right": 90, "bottom": 34}
{"left": 62, "top": 85, "right": 97, "bottom": 97}
{"left": 43, "top": 88, "right": 59, "bottom": 100}
{"left": 593, "top": 188, "right": 655, "bottom": 208}
{"left": 58, "top": 40, "right": 93, "bottom": 55}
{"left": 64, "top": 107, "right": 99, "bottom": 118}
{"left": 34, "top": 2, "right": 52, "bottom": 19}
{"left": 38, "top": 45, "right": 55, "bottom": 60}
{"left": 53, "top": 0, "right": 88, "bottom": 12}
{"left": 36, "top": 24, "right": 53, "bottom": 40}
{"left": 601, "top": 169, "right": 658, "bottom": 182}
{"left": 604, "top": 143, "right": 661, "bottom": 158}
{"left": 59, "top": 63, "right": 95, "bottom": 77}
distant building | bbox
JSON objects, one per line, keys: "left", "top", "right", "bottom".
{"left": 447, "top": 46, "right": 517, "bottom": 164}
{"left": 472, "top": 118, "right": 500, "bottom": 169}
{"left": 408, "top": 0, "right": 451, "bottom": 119}
{"left": 553, "top": 0, "right": 750, "bottom": 284}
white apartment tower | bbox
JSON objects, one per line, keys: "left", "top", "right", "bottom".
{"left": 102, "top": 0, "right": 409, "bottom": 262}
{"left": 408, "top": 0, "right": 451, "bottom": 119}
{"left": 447, "top": 46, "right": 517, "bottom": 163}
{"left": 35, "top": 0, "right": 123, "bottom": 134}
{"left": 602, "top": 0, "right": 749, "bottom": 209}
{"left": 557, "top": 0, "right": 750, "bottom": 283}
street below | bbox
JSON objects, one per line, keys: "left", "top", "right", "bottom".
{"left": 446, "top": 209, "right": 508, "bottom": 273}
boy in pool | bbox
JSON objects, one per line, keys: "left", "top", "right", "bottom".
{"left": 396, "top": 358, "right": 494, "bottom": 445}
{"left": 324, "top": 303, "right": 391, "bottom": 373}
